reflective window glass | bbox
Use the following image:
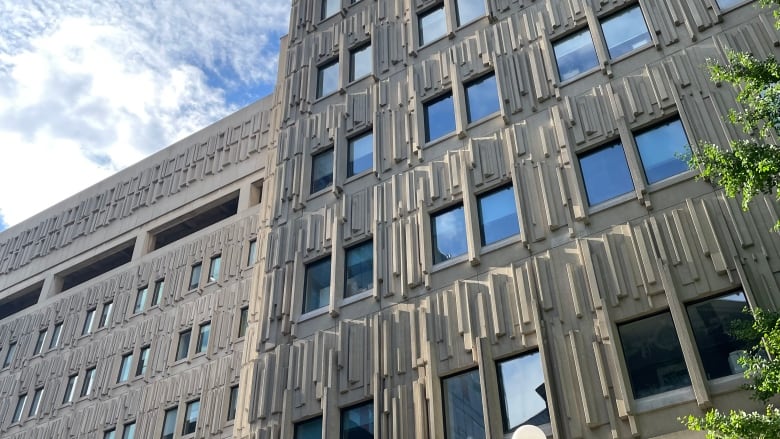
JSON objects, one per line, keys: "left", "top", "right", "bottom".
{"left": 104, "top": 430, "right": 116, "bottom": 439}
{"left": 497, "top": 352, "right": 549, "bottom": 431}
{"left": 432, "top": 204, "right": 468, "bottom": 264}
{"left": 118, "top": 353, "right": 133, "bottom": 383}
{"left": 151, "top": 279, "right": 164, "bottom": 307}
{"left": 601, "top": 6, "right": 651, "bottom": 59}
{"left": 478, "top": 185, "right": 520, "bottom": 246}
{"left": 317, "top": 60, "right": 339, "bottom": 98}
{"left": 238, "top": 306, "right": 249, "bottom": 338}
{"left": 63, "top": 375, "right": 77, "bottom": 403}
{"left": 350, "top": 44, "right": 372, "bottom": 81}
{"left": 99, "top": 301, "right": 113, "bottom": 328}
{"left": 635, "top": 118, "right": 690, "bottom": 184}
{"left": 248, "top": 240, "right": 257, "bottom": 266}
{"left": 183, "top": 399, "right": 199, "bottom": 435}
{"left": 717, "top": 0, "right": 748, "bottom": 9}
{"left": 579, "top": 142, "right": 633, "bottom": 205}
{"left": 322, "top": 0, "right": 339, "bottom": 19}
{"left": 554, "top": 28, "right": 599, "bottom": 81}
{"left": 348, "top": 132, "right": 373, "bottom": 177}
{"left": 28, "top": 387, "right": 42, "bottom": 417}
{"left": 122, "top": 423, "right": 136, "bottom": 439}
{"left": 345, "top": 241, "right": 373, "bottom": 297}
{"left": 304, "top": 258, "right": 331, "bottom": 313}
{"left": 196, "top": 322, "right": 211, "bottom": 354}
{"left": 455, "top": 0, "right": 485, "bottom": 26}
{"left": 34, "top": 329, "right": 46, "bottom": 355}
{"left": 161, "top": 407, "right": 177, "bottom": 439}
{"left": 423, "top": 92, "right": 456, "bottom": 143}
{"left": 295, "top": 417, "right": 323, "bottom": 439}
{"left": 419, "top": 6, "right": 446, "bottom": 46}
{"left": 311, "top": 149, "right": 334, "bottom": 193}
{"left": 189, "top": 263, "right": 202, "bottom": 290}
{"left": 465, "top": 73, "right": 500, "bottom": 123}
{"left": 81, "top": 367, "right": 96, "bottom": 397}
{"left": 176, "top": 329, "right": 191, "bottom": 361}
{"left": 136, "top": 346, "right": 150, "bottom": 376}
{"left": 442, "top": 370, "right": 485, "bottom": 439}
{"left": 49, "top": 323, "right": 62, "bottom": 349}
{"left": 134, "top": 288, "right": 148, "bottom": 314}
{"left": 82, "top": 309, "right": 96, "bottom": 335}
{"left": 341, "top": 401, "right": 374, "bottom": 439}
{"left": 208, "top": 255, "right": 221, "bottom": 283}
{"left": 12, "top": 393, "right": 26, "bottom": 423}
{"left": 227, "top": 385, "right": 239, "bottom": 421}
{"left": 3, "top": 342, "right": 15, "bottom": 367}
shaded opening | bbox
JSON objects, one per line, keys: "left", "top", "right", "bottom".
{"left": 152, "top": 192, "right": 239, "bottom": 250}
{"left": 0, "top": 281, "right": 43, "bottom": 321}
{"left": 59, "top": 240, "right": 135, "bottom": 292}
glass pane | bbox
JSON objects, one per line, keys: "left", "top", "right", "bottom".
{"left": 442, "top": 370, "right": 485, "bottom": 439}
{"left": 50, "top": 323, "right": 62, "bottom": 349}
{"left": 227, "top": 386, "right": 239, "bottom": 421}
{"left": 209, "top": 256, "right": 221, "bottom": 282}
{"left": 602, "top": 6, "right": 651, "bottom": 59}
{"left": 635, "top": 118, "right": 690, "bottom": 184}
{"left": 311, "top": 149, "right": 334, "bottom": 193}
{"left": 295, "top": 417, "right": 323, "bottom": 439}
{"left": 134, "top": 288, "right": 147, "bottom": 313}
{"left": 318, "top": 61, "right": 339, "bottom": 98}
{"left": 424, "top": 93, "right": 456, "bottom": 142}
{"left": 122, "top": 423, "right": 136, "bottom": 439}
{"left": 687, "top": 291, "right": 752, "bottom": 380}
{"left": 189, "top": 263, "right": 201, "bottom": 290}
{"left": 345, "top": 241, "right": 373, "bottom": 297}
{"left": 618, "top": 312, "right": 691, "bottom": 399}
{"left": 350, "top": 45, "right": 372, "bottom": 81}
{"left": 348, "top": 132, "right": 373, "bottom": 177}
{"left": 465, "top": 74, "right": 500, "bottom": 123}
{"left": 239, "top": 307, "right": 249, "bottom": 338}
{"left": 455, "top": 0, "right": 485, "bottom": 26}
{"left": 34, "top": 330, "right": 46, "bottom": 355}
{"left": 554, "top": 29, "right": 598, "bottom": 81}
{"left": 497, "top": 352, "right": 549, "bottom": 430}
{"left": 717, "top": 0, "right": 747, "bottom": 9}
{"left": 81, "top": 368, "right": 95, "bottom": 397}
{"left": 29, "top": 388, "right": 42, "bottom": 416}
{"left": 341, "top": 402, "right": 374, "bottom": 439}
{"left": 99, "top": 302, "right": 113, "bottom": 327}
{"left": 183, "top": 400, "right": 200, "bottom": 434}
{"left": 432, "top": 205, "right": 468, "bottom": 264}
{"left": 579, "top": 142, "right": 633, "bottom": 205}
{"left": 118, "top": 354, "right": 133, "bottom": 382}
{"left": 82, "top": 310, "right": 95, "bottom": 335}
{"left": 304, "top": 258, "right": 331, "bottom": 313}
{"left": 137, "top": 347, "right": 149, "bottom": 376}
{"left": 197, "top": 323, "right": 211, "bottom": 353}
{"left": 104, "top": 430, "right": 116, "bottom": 439}
{"left": 248, "top": 240, "right": 257, "bottom": 265}
{"left": 478, "top": 186, "right": 520, "bottom": 245}
{"left": 13, "top": 394, "right": 26, "bottom": 422}
{"left": 3, "top": 342, "right": 15, "bottom": 367}
{"left": 152, "top": 280, "right": 164, "bottom": 306}
{"left": 322, "top": 0, "right": 339, "bottom": 19}
{"left": 63, "top": 375, "right": 77, "bottom": 403}
{"left": 176, "top": 330, "right": 191, "bottom": 361}
{"left": 162, "top": 408, "right": 177, "bottom": 439}
{"left": 419, "top": 6, "right": 446, "bottom": 46}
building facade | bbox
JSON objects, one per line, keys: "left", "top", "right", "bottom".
{"left": 0, "top": 0, "right": 778, "bottom": 438}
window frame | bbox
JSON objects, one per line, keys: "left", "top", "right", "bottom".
{"left": 430, "top": 203, "right": 468, "bottom": 265}
{"left": 464, "top": 71, "right": 500, "bottom": 124}
{"left": 98, "top": 301, "right": 113, "bottom": 328}
{"left": 476, "top": 184, "right": 521, "bottom": 247}
{"left": 134, "top": 287, "right": 148, "bottom": 314}
{"left": 321, "top": 0, "right": 340, "bottom": 20}
{"left": 195, "top": 321, "right": 211, "bottom": 355}
{"left": 418, "top": 3, "right": 447, "bottom": 47}
{"left": 441, "top": 368, "right": 485, "bottom": 439}
{"left": 208, "top": 255, "right": 221, "bottom": 283}
{"left": 28, "top": 387, "right": 43, "bottom": 417}
{"left": 117, "top": 352, "right": 134, "bottom": 383}
{"left": 310, "top": 147, "right": 335, "bottom": 194}
{"left": 302, "top": 256, "right": 332, "bottom": 314}
{"left": 151, "top": 279, "right": 165, "bottom": 307}
{"left": 188, "top": 262, "right": 202, "bottom": 290}
{"left": 49, "top": 322, "right": 63, "bottom": 349}
{"left": 81, "top": 367, "right": 96, "bottom": 398}
{"left": 349, "top": 42, "right": 372, "bottom": 83}
{"left": 347, "top": 130, "right": 374, "bottom": 178}
{"left": 82, "top": 308, "right": 96, "bottom": 336}
{"left": 122, "top": 422, "right": 137, "bottom": 439}
{"left": 227, "top": 385, "right": 239, "bottom": 422}
{"left": 63, "top": 374, "right": 78, "bottom": 404}
{"left": 175, "top": 329, "right": 192, "bottom": 362}
{"left": 294, "top": 416, "right": 323, "bottom": 439}
{"left": 316, "top": 59, "right": 340, "bottom": 99}
{"left": 34, "top": 329, "right": 47, "bottom": 356}
{"left": 344, "top": 240, "right": 374, "bottom": 298}
{"left": 182, "top": 399, "right": 200, "bottom": 435}
{"left": 553, "top": 27, "right": 599, "bottom": 82}
{"left": 161, "top": 406, "right": 178, "bottom": 439}
{"left": 238, "top": 306, "right": 249, "bottom": 338}
{"left": 136, "top": 345, "right": 151, "bottom": 377}
{"left": 340, "top": 400, "right": 374, "bottom": 439}
{"left": 12, "top": 393, "right": 26, "bottom": 423}
{"left": 423, "top": 91, "right": 457, "bottom": 143}
{"left": 496, "top": 351, "right": 550, "bottom": 432}
{"left": 599, "top": 4, "right": 652, "bottom": 60}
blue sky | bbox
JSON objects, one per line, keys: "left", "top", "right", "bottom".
{"left": 0, "top": 0, "right": 292, "bottom": 232}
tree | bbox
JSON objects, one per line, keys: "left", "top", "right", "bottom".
{"left": 688, "top": 0, "right": 780, "bottom": 227}
{"left": 683, "top": 309, "right": 780, "bottom": 438}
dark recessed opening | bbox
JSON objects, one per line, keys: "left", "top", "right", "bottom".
{"left": 0, "top": 281, "right": 43, "bottom": 321}
{"left": 59, "top": 240, "right": 136, "bottom": 292}
{"left": 250, "top": 180, "right": 263, "bottom": 206}
{"left": 152, "top": 191, "right": 239, "bottom": 251}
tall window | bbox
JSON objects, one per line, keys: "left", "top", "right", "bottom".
{"left": 497, "top": 352, "right": 549, "bottom": 431}
{"left": 618, "top": 311, "right": 691, "bottom": 398}
{"left": 28, "top": 387, "right": 43, "bottom": 417}
{"left": 3, "top": 342, "right": 16, "bottom": 368}
{"left": 208, "top": 255, "right": 221, "bottom": 283}
{"left": 442, "top": 370, "right": 484, "bottom": 439}
{"left": 151, "top": 279, "right": 165, "bottom": 307}
{"left": 303, "top": 258, "right": 331, "bottom": 313}
{"left": 311, "top": 148, "right": 334, "bottom": 193}
{"left": 227, "top": 385, "right": 239, "bottom": 421}
{"left": 134, "top": 287, "right": 148, "bottom": 314}
{"left": 578, "top": 142, "right": 633, "bottom": 206}
{"left": 63, "top": 374, "right": 78, "bottom": 403}
{"left": 348, "top": 132, "right": 373, "bottom": 177}
{"left": 98, "top": 301, "right": 113, "bottom": 328}
{"left": 295, "top": 417, "right": 323, "bottom": 439}
{"left": 554, "top": 28, "right": 598, "bottom": 82}
{"left": 82, "top": 308, "right": 96, "bottom": 335}
{"left": 122, "top": 422, "right": 137, "bottom": 439}
{"left": 12, "top": 393, "right": 26, "bottom": 423}
{"left": 34, "top": 329, "right": 47, "bottom": 355}
{"left": 49, "top": 323, "right": 63, "bottom": 349}
{"left": 118, "top": 353, "right": 133, "bottom": 383}
{"left": 345, "top": 241, "right": 373, "bottom": 297}
{"left": 431, "top": 204, "right": 468, "bottom": 264}
{"left": 238, "top": 306, "right": 249, "bottom": 338}
{"left": 341, "top": 401, "right": 374, "bottom": 439}
{"left": 161, "top": 407, "right": 178, "bottom": 439}
{"left": 81, "top": 367, "right": 96, "bottom": 397}
{"left": 183, "top": 399, "right": 200, "bottom": 435}
{"left": 601, "top": 5, "right": 651, "bottom": 59}
{"left": 196, "top": 322, "right": 211, "bottom": 354}
{"left": 247, "top": 240, "right": 257, "bottom": 266}
{"left": 687, "top": 291, "right": 752, "bottom": 380}
{"left": 176, "top": 329, "right": 192, "bottom": 361}
{"left": 321, "top": 0, "right": 339, "bottom": 19}
{"left": 104, "top": 430, "right": 116, "bottom": 439}
{"left": 350, "top": 44, "right": 372, "bottom": 82}
{"left": 465, "top": 73, "right": 500, "bottom": 123}
{"left": 317, "top": 60, "right": 339, "bottom": 98}
{"left": 634, "top": 118, "right": 690, "bottom": 184}
{"left": 136, "top": 345, "right": 150, "bottom": 376}
{"left": 189, "top": 263, "right": 202, "bottom": 290}
{"left": 454, "top": 0, "right": 485, "bottom": 26}
{"left": 477, "top": 185, "right": 520, "bottom": 246}
{"left": 423, "top": 92, "right": 456, "bottom": 143}
{"left": 418, "top": 5, "right": 446, "bottom": 46}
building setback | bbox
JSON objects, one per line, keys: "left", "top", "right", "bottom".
{"left": 0, "top": 0, "right": 778, "bottom": 438}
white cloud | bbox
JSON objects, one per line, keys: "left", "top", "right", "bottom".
{"left": 0, "top": 0, "right": 289, "bottom": 227}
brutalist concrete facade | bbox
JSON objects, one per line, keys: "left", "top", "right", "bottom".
{"left": 1, "top": 0, "right": 779, "bottom": 438}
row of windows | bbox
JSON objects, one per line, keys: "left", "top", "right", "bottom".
{"left": 174, "top": 307, "right": 249, "bottom": 361}
{"left": 2, "top": 321, "right": 63, "bottom": 369}
{"left": 303, "top": 240, "right": 373, "bottom": 314}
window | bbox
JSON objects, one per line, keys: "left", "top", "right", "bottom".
{"left": 189, "top": 263, "right": 202, "bottom": 290}
{"left": 3, "top": 342, "right": 16, "bottom": 368}
{"left": 99, "top": 301, "right": 113, "bottom": 328}
{"left": 717, "top": 0, "right": 748, "bottom": 10}
{"left": 465, "top": 73, "right": 500, "bottom": 123}
{"left": 151, "top": 279, "right": 164, "bottom": 307}
{"left": 311, "top": 148, "right": 334, "bottom": 193}
{"left": 28, "top": 387, "right": 43, "bottom": 417}
{"left": 104, "top": 429, "right": 116, "bottom": 439}
{"left": 118, "top": 353, "right": 133, "bottom": 383}
{"left": 455, "top": 0, "right": 485, "bottom": 26}
{"left": 134, "top": 288, "right": 148, "bottom": 313}
{"left": 295, "top": 417, "right": 323, "bottom": 439}
{"left": 431, "top": 205, "right": 468, "bottom": 264}
{"left": 341, "top": 401, "right": 374, "bottom": 439}
{"left": 423, "top": 92, "right": 456, "bottom": 143}
{"left": 601, "top": 6, "right": 651, "bottom": 59}
{"left": 247, "top": 240, "right": 257, "bottom": 266}
{"left": 618, "top": 311, "right": 690, "bottom": 399}
{"left": 238, "top": 306, "right": 249, "bottom": 338}
{"left": 176, "top": 329, "right": 192, "bottom": 361}
{"left": 63, "top": 375, "right": 77, "bottom": 403}
{"left": 418, "top": 5, "right": 446, "bottom": 46}
{"left": 321, "top": 0, "right": 339, "bottom": 19}
{"left": 303, "top": 257, "right": 331, "bottom": 313}
{"left": 161, "top": 407, "right": 178, "bottom": 439}
{"left": 442, "top": 370, "right": 484, "bottom": 439}
{"left": 345, "top": 241, "right": 373, "bottom": 297}
{"left": 227, "top": 385, "right": 239, "bottom": 421}
{"left": 196, "top": 322, "right": 211, "bottom": 354}
{"left": 497, "top": 352, "right": 549, "bottom": 431}
{"left": 578, "top": 142, "right": 633, "bottom": 206}
{"left": 81, "top": 367, "right": 96, "bottom": 397}
{"left": 348, "top": 132, "right": 373, "bottom": 177}
{"left": 34, "top": 329, "right": 47, "bottom": 355}
{"left": 183, "top": 399, "right": 200, "bottom": 435}
{"left": 554, "top": 28, "right": 598, "bottom": 82}
{"left": 12, "top": 393, "right": 26, "bottom": 423}
{"left": 478, "top": 185, "right": 520, "bottom": 246}
{"left": 82, "top": 308, "right": 96, "bottom": 335}
{"left": 122, "top": 422, "right": 137, "bottom": 439}
{"left": 350, "top": 44, "right": 372, "bottom": 82}
{"left": 635, "top": 118, "right": 690, "bottom": 184}
{"left": 317, "top": 60, "right": 339, "bottom": 98}
{"left": 687, "top": 291, "right": 752, "bottom": 380}
{"left": 136, "top": 345, "right": 150, "bottom": 376}
{"left": 49, "top": 323, "right": 63, "bottom": 349}
{"left": 208, "top": 255, "right": 221, "bottom": 283}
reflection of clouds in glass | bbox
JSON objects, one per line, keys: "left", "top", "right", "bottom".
{"left": 434, "top": 206, "right": 467, "bottom": 260}
{"left": 501, "top": 353, "right": 548, "bottom": 428}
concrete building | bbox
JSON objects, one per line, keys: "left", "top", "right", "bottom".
{"left": 0, "top": 0, "right": 778, "bottom": 438}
